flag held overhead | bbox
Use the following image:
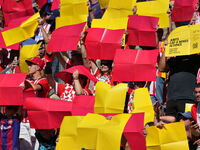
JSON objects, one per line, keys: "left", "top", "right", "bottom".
{"left": 24, "top": 97, "right": 72, "bottom": 129}
{"left": 85, "top": 28, "right": 125, "bottom": 60}
{"left": 131, "top": 88, "right": 155, "bottom": 125}
{"left": 0, "top": 73, "right": 27, "bottom": 105}
{"left": 2, "top": 13, "right": 39, "bottom": 47}
{"left": 47, "top": 22, "right": 86, "bottom": 52}
{"left": 57, "top": 113, "right": 132, "bottom": 150}
{"left": 127, "top": 15, "right": 159, "bottom": 47}
{"left": 94, "top": 82, "right": 128, "bottom": 113}
{"left": 113, "top": 49, "right": 158, "bottom": 81}
{"left": 55, "top": 65, "right": 98, "bottom": 84}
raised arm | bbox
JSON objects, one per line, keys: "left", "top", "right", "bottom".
{"left": 55, "top": 52, "right": 70, "bottom": 69}
{"left": 45, "top": 62, "right": 56, "bottom": 91}
{"left": 38, "top": 17, "right": 51, "bottom": 44}
{"left": 80, "top": 32, "right": 90, "bottom": 67}
{"left": 73, "top": 70, "right": 84, "bottom": 95}
{"left": 80, "top": 32, "right": 98, "bottom": 74}
{"left": 158, "top": 40, "right": 169, "bottom": 72}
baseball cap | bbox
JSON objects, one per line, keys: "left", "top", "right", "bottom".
{"left": 25, "top": 57, "right": 45, "bottom": 69}
{"left": 178, "top": 111, "right": 192, "bottom": 120}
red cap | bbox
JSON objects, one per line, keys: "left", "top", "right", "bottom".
{"left": 25, "top": 57, "right": 45, "bottom": 69}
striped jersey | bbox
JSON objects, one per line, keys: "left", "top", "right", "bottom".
{"left": 0, "top": 118, "right": 20, "bottom": 150}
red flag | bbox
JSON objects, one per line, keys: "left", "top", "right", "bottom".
{"left": 0, "top": 16, "right": 28, "bottom": 50}
{"left": 47, "top": 23, "right": 86, "bottom": 52}
{"left": 0, "top": 73, "right": 26, "bottom": 105}
{"left": 112, "top": 49, "right": 158, "bottom": 81}
{"left": 51, "top": 0, "right": 60, "bottom": 10}
{"left": 2, "top": 0, "right": 34, "bottom": 26}
{"left": 0, "top": 0, "right": 3, "bottom": 6}
{"left": 55, "top": 65, "right": 98, "bottom": 84}
{"left": 24, "top": 97, "right": 72, "bottom": 129}
{"left": 127, "top": 15, "right": 159, "bottom": 47}
{"left": 23, "top": 88, "right": 36, "bottom": 109}
{"left": 72, "top": 95, "right": 95, "bottom": 116}
{"left": 123, "top": 113, "right": 146, "bottom": 150}
{"left": 85, "top": 28, "right": 125, "bottom": 60}
{"left": 7, "top": 16, "right": 30, "bottom": 27}
{"left": 36, "top": 0, "right": 47, "bottom": 9}
{"left": 172, "top": 0, "right": 197, "bottom": 22}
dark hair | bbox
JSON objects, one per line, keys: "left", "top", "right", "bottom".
{"left": 100, "top": 60, "right": 113, "bottom": 70}
{"left": 145, "top": 122, "right": 155, "bottom": 127}
{"left": 71, "top": 51, "right": 83, "bottom": 66}
{"left": 198, "top": 1, "right": 200, "bottom": 13}
{"left": 37, "top": 40, "right": 46, "bottom": 45}
{"left": 39, "top": 3, "right": 52, "bottom": 18}
{"left": 195, "top": 83, "right": 200, "bottom": 88}
{"left": 71, "top": 50, "right": 82, "bottom": 57}
{"left": 79, "top": 74, "right": 88, "bottom": 87}
{"left": 140, "top": 46, "right": 156, "bottom": 50}
{"left": 5, "top": 106, "right": 19, "bottom": 112}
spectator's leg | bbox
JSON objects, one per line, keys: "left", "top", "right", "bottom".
{"left": 177, "top": 99, "right": 195, "bottom": 113}
{"left": 52, "top": 56, "right": 59, "bottom": 82}
{"left": 19, "top": 123, "right": 33, "bottom": 150}
{"left": 150, "top": 95, "right": 157, "bottom": 105}
{"left": 165, "top": 99, "right": 177, "bottom": 117}
{"left": 155, "top": 76, "right": 164, "bottom": 104}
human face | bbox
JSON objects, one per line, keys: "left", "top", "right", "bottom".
{"left": 28, "top": 64, "right": 39, "bottom": 75}
{"left": 195, "top": 2, "right": 200, "bottom": 11}
{"left": 71, "top": 55, "right": 83, "bottom": 66}
{"left": 38, "top": 129, "right": 54, "bottom": 141}
{"left": 100, "top": 63, "right": 109, "bottom": 73}
{"left": 195, "top": 87, "right": 200, "bottom": 102}
{"left": 38, "top": 44, "right": 46, "bottom": 58}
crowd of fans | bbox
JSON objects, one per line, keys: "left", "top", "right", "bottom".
{"left": 0, "top": 0, "right": 200, "bottom": 149}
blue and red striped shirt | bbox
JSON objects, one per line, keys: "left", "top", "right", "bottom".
{"left": 0, "top": 118, "right": 20, "bottom": 150}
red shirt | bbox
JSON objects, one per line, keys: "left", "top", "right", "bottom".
{"left": 43, "top": 54, "right": 54, "bottom": 63}
{"left": 0, "top": 66, "right": 3, "bottom": 72}
{"left": 191, "top": 103, "right": 198, "bottom": 122}
{"left": 55, "top": 83, "right": 89, "bottom": 101}
{"left": 27, "top": 78, "right": 50, "bottom": 98}
{"left": 86, "top": 68, "right": 113, "bottom": 95}
{"left": 56, "top": 83, "right": 76, "bottom": 101}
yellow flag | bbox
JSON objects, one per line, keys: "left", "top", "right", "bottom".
{"left": 131, "top": 88, "right": 154, "bottom": 125}
{"left": 92, "top": 18, "right": 125, "bottom": 29}
{"left": 165, "top": 24, "right": 200, "bottom": 57}
{"left": 146, "top": 122, "right": 189, "bottom": 150}
{"left": 56, "top": 116, "right": 83, "bottom": 150}
{"left": 136, "top": 0, "right": 169, "bottom": 28}
{"left": 95, "top": 82, "right": 128, "bottom": 113}
{"left": 97, "top": 0, "right": 136, "bottom": 30}
{"left": 103, "top": 0, "right": 136, "bottom": 19}
{"left": 99, "top": 0, "right": 110, "bottom": 9}
{"left": 56, "top": 113, "right": 131, "bottom": 150}
{"left": 91, "top": 0, "right": 135, "bottom": 32}
{"left": 2, "top": 13, "right": 39, "bottom": 47}
{"left": 185, "top": 103, "right": 193, "bottom": 112}
{"left": 19, "top": 43, "right": 41, "bottom": 73}
{"left": 56, "top": 0, "right": 88, "bottom": 28}
{"left": 91, "top": 18, "right": 127, "bottom": 46}
{"left": 92, "top": 18, "right": 128, "bottom": 29}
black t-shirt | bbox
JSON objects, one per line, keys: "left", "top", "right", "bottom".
{"left": 167, "top": 54, "right": 200, "bottom": 101}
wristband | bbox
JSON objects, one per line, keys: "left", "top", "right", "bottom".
{"left": 80, "top": 41, "right": 84, "bottom": 45}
